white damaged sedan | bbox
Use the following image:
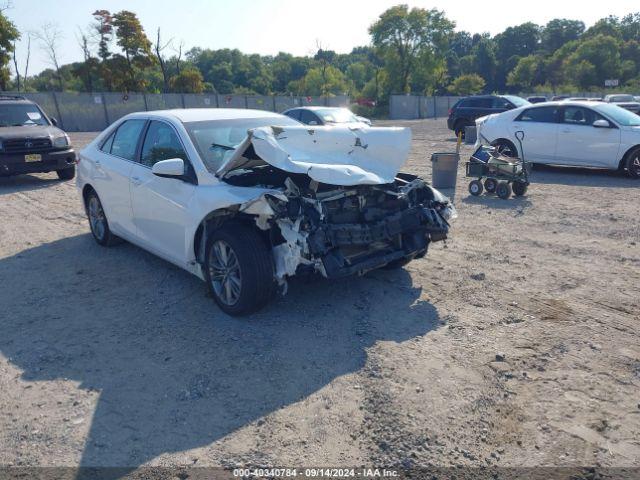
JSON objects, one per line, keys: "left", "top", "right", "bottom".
{"left": 77, "top": 109, "right": 456, "bottom": 315}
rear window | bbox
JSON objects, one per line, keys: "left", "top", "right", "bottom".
{"left": 516, "top": 106, "right": 559, "bottom": 123}
{"left": 462, "top": 98, "right": 493, "bottom": 108}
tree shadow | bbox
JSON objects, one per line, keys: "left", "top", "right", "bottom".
{"left": 0, "top": 234, "right": 441, "bottom": 476}
{"left": 530, "top": 164, "right": 638, "bottom": 188}
{"left": 0, "top": 173, "right": 63, "bottom": 195}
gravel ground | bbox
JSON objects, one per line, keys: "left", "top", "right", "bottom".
{"left": 0, "top": 120, "right": 638, "bottom": 475}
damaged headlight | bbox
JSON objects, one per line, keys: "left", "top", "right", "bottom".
{"left": 440, "top": 204, "right": 458, "bottom": 221}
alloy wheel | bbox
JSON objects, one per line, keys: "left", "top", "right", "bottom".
{"left": 88, "top": 196, "right": 106, "bottom": 241}
{"left": 209, "top": 240, "right": 242, "bottom": 306}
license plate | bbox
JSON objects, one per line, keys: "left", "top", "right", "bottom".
{"left": 25, "top": 154, "right": 41, "bottom": 163}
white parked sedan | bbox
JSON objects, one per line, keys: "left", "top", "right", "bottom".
{"left": 475, "top": 101, "right": 640, "bottom": 178}
{"left": 77, "top": 109, "right": 455, "bottom": 315}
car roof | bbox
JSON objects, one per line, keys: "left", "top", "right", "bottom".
{"left": 286, "top": 106, "right": 346, "bottom": 111}
{"left": 0, "top": 95, "right": 35, "bottom": 105}
{"left": 127, "top": 108, "right": 286, "bottom": 123}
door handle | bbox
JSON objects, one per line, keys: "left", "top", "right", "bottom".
{"left": 94, "top": 159, "right": 101, "bottom": 166}
{"left": 561, "top": 129, "right": 571, "bottom": 133}
{"left": 131, "top": 176, "right": 142, "bottom": 186}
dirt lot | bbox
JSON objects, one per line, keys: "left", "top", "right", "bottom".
{"left": 0, "top": 120, "right": 638, "bottom": 475}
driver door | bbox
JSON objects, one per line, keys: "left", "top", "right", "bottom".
{"left": 129, "top": 120, "right": 197, "bottom": 266}
{"left": 555, "top": 106, "right": 621, "bottom": 167}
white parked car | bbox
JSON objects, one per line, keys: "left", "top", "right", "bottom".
{"left": 475, "top": 101, "right": 640, "bottom": 178}
{"left": 603, "top": 94, "right": 640, "bottom": 114}
{"left": 77, "top": 109, "right": 456, "bottom": 315}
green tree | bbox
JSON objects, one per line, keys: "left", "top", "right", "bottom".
{"left": 170, "top": 67, "right": 204, "bottom": 93}
{"left": 472, "top": 37, "right": 496, "bottom": 91}
{"left": 0, "top": 9, "right": 19, "bottom": 90}
{"left": 565, "top": 34, "right": 621, "bottom": 87}
{"left": 507, "top": 55, "right": 546, "bottom": 90}
{"left": 447, "top": 73, "right": 485, "bottom": 94}
{"left": 299, "top": 65, "right": 348, "bottom": 96}
{"left": 369, "top": 4, "right": 454, "bottom": 93}
{"left": 112, "top": 10, "right": 154, "bottom": 91}
{"left": 541, "top": 19, "right": 585, "bottom": 53}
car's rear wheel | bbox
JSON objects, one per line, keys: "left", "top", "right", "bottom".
{"left": 492, "top": 139, "right": 518, "bottom": 158}
{"left": 56, "top": 165, "right": 76, "bottom": 181}
{"left": 625, "top": 149, "right": 640, "bottom": 178}
{"left": 204, "top": 221, "right": 276, "bottom": 316}
{"left": 85, "top": 190, "right": 121, "bottom": 246}
{"left": 454, "top": 121, "right": 466, "bottom": 139}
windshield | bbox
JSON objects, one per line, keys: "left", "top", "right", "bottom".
{"left": 503, "top": 95, "right": 530, "bottom": 108}
{"left": 597, "top": 104, "right": 640, "bottom": 126}
{"left": 184, "top": 116, "right": 300, "bottom": 172}
{"left": 0, "top": 104, "right": 49, "bottom": 127}
{"left": 609, "top": 95, "right": 634, "bottom": 102}
{"left": 314, "top": 108, "right": 359, "bottom": 123}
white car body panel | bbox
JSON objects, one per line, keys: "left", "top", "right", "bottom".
{"left": 217, "top": 125, "right": 411, "bottom": 186}
{"left": 475, "top": 101, "right": 640, "bottom": 170}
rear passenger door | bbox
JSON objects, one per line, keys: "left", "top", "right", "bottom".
{"left": 511, "top": 106, "right": 560, "bottom": 163}
{"left": 129, "top": 120, "right": 197, "bottom": 266}
{"left": 92, "top": 119, "right": 146, "bottom": 237}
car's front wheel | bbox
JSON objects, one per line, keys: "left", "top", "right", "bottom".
{"left": 625, "top": 148, "right": 640, "bottom": 178}
{"left": 85, "top": 190, "right": 122, "bottom": 246}
{"left": 204, "top": 221, "right": 276, "bottom": 316}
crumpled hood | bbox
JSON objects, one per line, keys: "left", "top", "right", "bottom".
{"left": 216, "top": 125, "right": 412, "bottom": 186}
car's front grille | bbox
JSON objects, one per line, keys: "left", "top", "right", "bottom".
{"left": 3, "top": 137, "right": 52, "bottom": 153}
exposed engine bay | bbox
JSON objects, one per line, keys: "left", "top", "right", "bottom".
{"left": 200, "top": 124, "right": 457, "bottom": 290}
{"left": 226, "top": 164, "right": 456, "bottom": 287}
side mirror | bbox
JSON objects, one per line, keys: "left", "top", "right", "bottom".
{"left": 593, "top": 119, "right": 611, "bottom": 128}
{"left": 50, "top": 117, "right": 58, "bottom": 126}
{"left": 151, "top": 158, "right": 185, "bottom": 178}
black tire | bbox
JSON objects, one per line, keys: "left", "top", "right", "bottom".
{"left": 492, "top": 139, "right": 518, "bottom": 158}
{"left": 57, "top": 165, "right": 76, "bottom": 180}
{"left": 484, "top": 178, "right": 498, "bottom": 193}
{"left": 85, "top": 190, "right": 122, "bottom": 246}
{"left": 204, "top": 221, "right": 276, "bottom": 316}
{"left": 468, "top": 179, "right": 483, "bottom": 196}
{"left": 625, "top": 148, "right": 640, "bottom": 178}
{"left": 496, "top": 181, "right": 512, "bottom": 199}
{"left": 512, "top": 181, "right": 528, "bottom": 196}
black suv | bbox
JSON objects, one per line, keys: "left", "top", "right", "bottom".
{"left": 0, "top": 95, "right": 75, "bottom": 180}
{"left": 447, "top": 95, "right": 529, "bottom": 137}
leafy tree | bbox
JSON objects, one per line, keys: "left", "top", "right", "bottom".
{"left": 472, "top": 37, "right": 496, "bottom": 91}
{"left": 369, "top": 4, "right": 454, "bottom": 93}
{"left": 112, "top": 10, "right": 154, "bottom": 91}
{"left": 92, "top": 10, "right": 113, "bottom": 61}
{"left": 0, "top": 9, "right": 19, "bottom": 90}
{"left": 541, "top": 19, "right": 585, "bottom": 53}
{"left": 299, "top": 65, "right": 348, "bottom": 96}
{"left": 565, "top": 34, "right": 621, "bottom": 88}
{"left": 447, "top": 74, "right": 485, "bottom": 94}
{"left": 170, "top": 67, "right": 204, "bottom": 93}
{"left": 507, "top": 55, "right": 546, "bottom": 90}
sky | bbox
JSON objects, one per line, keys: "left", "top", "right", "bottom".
{"left": 7, "top": 0, "right": 640, "bottom": 75}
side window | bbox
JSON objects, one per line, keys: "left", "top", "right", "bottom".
{"left": 110, "top": 120, "right": 146, "bottom": 160}
{"left": 469, "top": 98, "right": 493, "bottom": 108}
{"left": 493, "top": 97, "right": 512, "bottom": 109}
{"left": 100, "top": 130, "right": 116, "bottom": 153}
{"left": 563, "top": 107, "right": 600, "bottom": 126}
{"left": 140, "top": 121, "right": 188, "bottom": 167}
{"left": 300, "top": 110, "right": 320, "bottom": 125}
{"left": 516, "top": 106, "right": 558, "bottom": 123}
{"left": 285, "top": 109, "right": 301, "bottom": 121}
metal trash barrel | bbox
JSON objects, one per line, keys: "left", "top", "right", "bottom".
{"left": 464, "top": 126, "right": 477, "bottom": 144}
{"left": 431, "top": 153, "right": 460, "bottom": 189}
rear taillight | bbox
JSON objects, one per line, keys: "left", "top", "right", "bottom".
{"left": 448, "top": 108, "right": 453, "bottom": 116}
